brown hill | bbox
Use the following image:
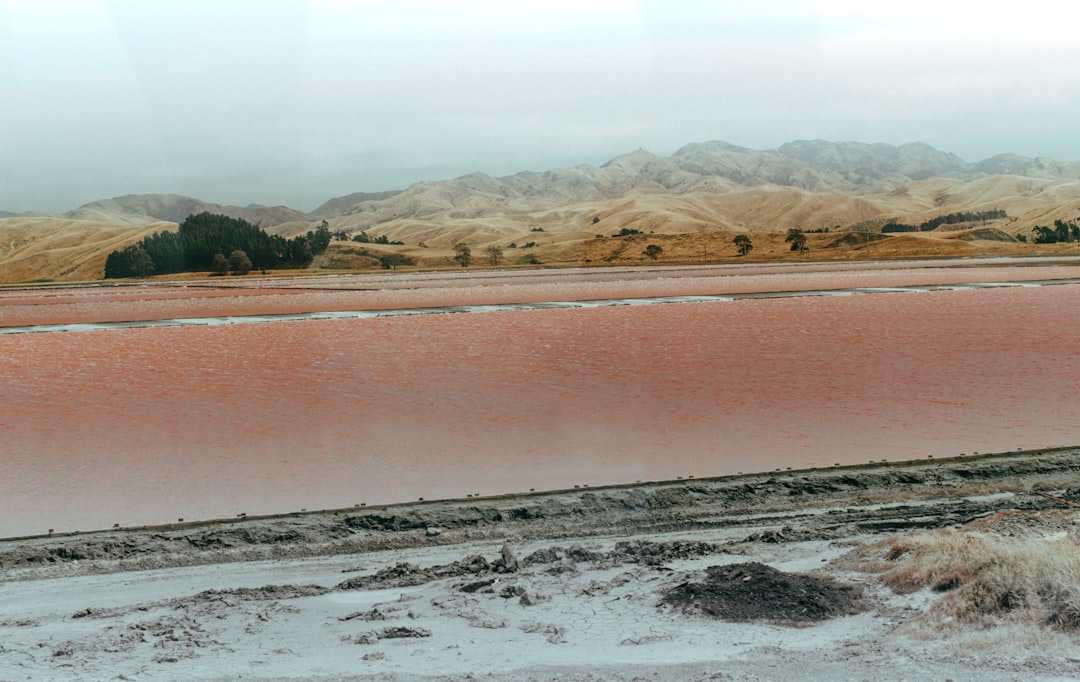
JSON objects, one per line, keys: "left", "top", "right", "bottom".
{"left": 9, "top": 141, "right": 1080, "bottom": 282}
{"left": 0, "top": 218, "right": 174, "bottom": 284}
{"left": 66, "top": 194, "right": 306, "bottom": 228}
{"left": 310, "top": 141, "right": 1080, "bottom": 249}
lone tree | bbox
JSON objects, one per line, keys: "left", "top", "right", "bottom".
{"left": 453, "top": 242, "right": 472, "bottom": 267}
{"left": 785, "top": 228, "right": 807, "bottom": 252}
{"left": 210, "top": 252, "right": 229, "bottom": 275}
{"left": 484, "top": 244, "right": 503, "bottom": 266}
{"left": 228, "top": 249, "right": 253, "bottom": 275}
{"left": 643, "top": 244, "right": 663, "bottom": 260}
{"left": 734, "top": 234, "right": 753, "bottom": 256}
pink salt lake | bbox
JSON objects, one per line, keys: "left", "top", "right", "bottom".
{"left": 2, "top": 260, "right": 1079, "bottom": 538}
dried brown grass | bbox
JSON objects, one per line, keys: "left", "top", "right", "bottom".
{"left": 864, "top": 529, "right": 1080, "bottom": 633}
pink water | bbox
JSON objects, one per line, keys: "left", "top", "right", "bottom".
{"left": 2, "top": 275, "right": 1080, "bottom": 537}
{"left": 3, "top": 261, "right": 1080, "bottom": 327}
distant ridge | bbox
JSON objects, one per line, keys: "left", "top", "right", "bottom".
{"left": 305, "top": 140, "right": 1080, "bottom": 243}
{"left": 8, "top": 139, "right": 1080, "bottom": 252}
{"left": 64, "top": 194, "right": 307, "bottom": 229}
{"left": 9, "top": 137, "right": 1080, "bottom": 283}
{"left": 307, "top": 190, "right": 404, "bottom": 221}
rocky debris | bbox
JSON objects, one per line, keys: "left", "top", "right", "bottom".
{"left": 523, "top": 540, "right": 728, "bottom": 571}
{"left": 337, "top": 555, "right": 491, "bottom": 591}
{"left": 606, "top": 539, "right": 728, "bottom": 566}
{"left": 460, "top": 579, "right": 497, "bottom": 593}
{"left": 349, "top": 626, "right": 431, "bottom": 644}
{"left": 522, "top": 544, "right": 602, "bottom": 566}
{"left": 340, "top": 608, "right": 388, "bottom": 622}
{"left": 520, "top": 622, "right": 567, "bottom": 644}
{"left": 743, "top": 527, "right": 794, "bottom": 543}
{"left": 379, "top": 626, "right": 430, "bottom": 639}
{"left": 188, "top": 584, "right": 330, "bottom": 603}
{"left": 499, "top": 543, "right": 519, "bottom": 572}
{"left": 661, "top": 562, "right": 864, "bottom": 624}
{"left": 333, "top": 540, "right": 732, "bottom": 593}
{"left": 127, "top": 613, "right": 223, "bottom": 655}
{"left": 467, "top": 616, "right": 507, "bottom": 629}
{"left": 0, "top": 618, "right": 38, "bottom": 627}
{"left": 499, "top": 584, "right": 526, "bottom": 599}
{"left": 620, "top": 634, "right": 674, "bottom": 646}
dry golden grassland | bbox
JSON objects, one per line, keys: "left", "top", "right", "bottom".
{"left": 862, "top": 525, "right": 1080, "bottom": 635}
{"left": 5, "top": 213, "right": 1080, "bottom": 285}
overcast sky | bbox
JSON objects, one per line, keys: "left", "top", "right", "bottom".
{"left": 4, "top": 0, "right": 1080, "bottom": 213}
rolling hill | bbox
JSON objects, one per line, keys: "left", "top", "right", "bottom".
{"left": 4, "top": 140, "right": 1080, "bottom": 283}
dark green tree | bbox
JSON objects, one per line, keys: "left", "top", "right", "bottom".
{"left": 734, "top": 234, "right": 753, "bottom": 256}
{"left": 104, "top": 245, "right": 155, "bottom": 278}
{"left": 104, "top": 212, "right": 339, "bottom": 278}
{"left": 306, "top": 224, "right": 332, "bottom": 253}
{"left": 643, "top": 244, "right": 663, "bottom": 260}
{"left": 785, "top": 228, "right": 807, "bottom": 252}
{"left": 228, "top": 249, "right": 253, "bottom": 275}
{"left": 140, "top": 230, "right": 185, "bottom": 273}
{"left": 1033, "top": 225, "right": 1058, "bottom": 244}
{"left": 453, "top": 243, "right": 472, "bottom": 267}
{"left": 211, "top": 253, "right": 229, "bottom": 275}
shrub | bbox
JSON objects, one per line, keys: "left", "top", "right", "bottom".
{"left": 228, "top": 249, "right": 253, "bottom": 275}
{"left": 863, "top": 529, "right": 1080, "bottom": 632}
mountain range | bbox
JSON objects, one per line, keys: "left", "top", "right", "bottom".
{"left": 6, "top": 140, "right": 1080, "bottom": 234}
{"left": 5, "top": 139, "right": 1080, "bottom": 283}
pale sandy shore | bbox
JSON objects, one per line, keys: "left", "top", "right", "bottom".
{"left": 3, "top": 449, "right": 1080, "bottom": 680}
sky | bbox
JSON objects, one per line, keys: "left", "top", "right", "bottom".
{"left": 4, "top": 0, "right": 1080, "bottom": 213}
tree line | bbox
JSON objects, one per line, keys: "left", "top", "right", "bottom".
{"left": 1032, "top": 219, "right": 1080, "bottom": 244}
{"left": 882, "top": 209, "right": 1008, "bottom": 233}
{"left": 104, "top": 213, "right": 332, "bottom": 278}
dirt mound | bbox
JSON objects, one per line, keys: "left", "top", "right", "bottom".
{"left": 661, "top": 562, "right": 863, "bottom": 624}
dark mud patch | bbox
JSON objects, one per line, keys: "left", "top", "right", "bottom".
{"left": 661, "top": 562, "right": 863, "bottom": 624}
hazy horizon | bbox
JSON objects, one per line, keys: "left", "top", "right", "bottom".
{"left": 4, "top": 1, "right": 1080, "bottom": 213}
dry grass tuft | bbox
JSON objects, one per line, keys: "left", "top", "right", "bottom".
{"left": 864, "top": 529, "right": 1080, "bottom": 632}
